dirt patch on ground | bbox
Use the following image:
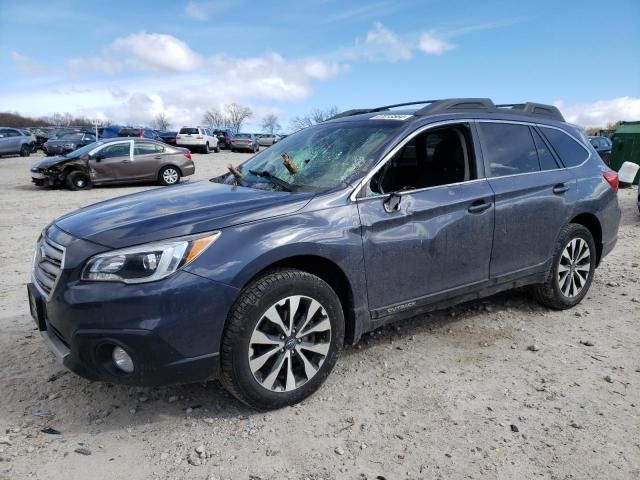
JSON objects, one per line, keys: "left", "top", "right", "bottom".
{"left": 1, "top": 152, "right": 638, "bottom": 480}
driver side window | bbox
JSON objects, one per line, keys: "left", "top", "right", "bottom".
{"left": 368, "top": 124, "right": 476, "bottom": 195}
{"left": 99, "top": 143, "right": 130, "bottom": 159}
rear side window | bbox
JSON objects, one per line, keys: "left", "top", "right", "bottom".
{"left": 135, "top": 142, "right": 163, "bottom": 155}
{"left": 478, "top": 123, "right": 539, "bottom": 177}
{"left": 180, "top": 128, "right": 199, "bottom": 134}
{"left": 540, "top": 127, "right": 589, "bottom": 167}
{"left": 531, "top": 128, "right": 559, "bottom": 171}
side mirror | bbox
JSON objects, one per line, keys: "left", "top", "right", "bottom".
{"left": 383, "top": 192, "right": 402, "bottom": 213}
{"left": 95, "top": 154, "right": 104, "bottom": 162}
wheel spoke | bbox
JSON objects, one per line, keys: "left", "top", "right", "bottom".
{"left": 250, "top": 329, "right": 283, "bottom": 346}
{"left": 575, "top": 269, "right": 587, "bottom": 286}
{"left": 296, "top": 299, "right": 323, "bottom": 335}
{"left": 262, "top": 351, "right": 287, "bottom": 390}
{"left": 250, "top": 346, "right": 281, "bottom": 372}
{"left": 299, "top": 317, "right": 331, "bottom": 337}
{"left": 285, "top": 353, "right": 296, "bottom": 391}
{"left": 263, "top": 305, "right": 288, "bottom": 336}
{"left": 287, "top": 296, "right": 300, "bottom": 335}
{"left": 296, "top": 349, "right": 318, "bottom": 380}
{"left": 558, "top": 263, "right": 570, "bottom": 273}
{"left": 569, "top": 274, "right": 578, "bottom": 297}
{"left": 298, "top": 341, "right": 330, "bottom": 356}
{"left": 561, "top": 272, "right": 572, "bottom": 296}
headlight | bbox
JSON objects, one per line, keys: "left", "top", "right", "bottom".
{"left": 81, "top": 232, "right": 220, "bottom": 283}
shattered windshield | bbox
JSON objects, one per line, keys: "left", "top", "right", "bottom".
{"left": 222, "top": 122, "right": 399, "bottom": 190}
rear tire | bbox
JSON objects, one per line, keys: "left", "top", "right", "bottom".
{"left": 19, "top": 144, "right": 30, "bottom": 157}
{"left": 159, "top": 165, "right": 181, "bottom": 186}
{"left": 220, "top": 269, "right": 344, "bottom": 410}
{"left": 214, "top": 145, "right": 220, "bottom": 153}
{"left": 204, "top": 143, "right": 210, "bottom": 154}
{"left": 65, "top": 171, "right": 91, "bottom": 191}
{"left": 532, "top": 224, "right": 596, "bottom": 310}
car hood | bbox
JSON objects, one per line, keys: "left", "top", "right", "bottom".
{"left": 31, "top": 155, "right": 80, "bottom": 169}
{"left": 54, "top": 181, "right": 314, "bottom": 248}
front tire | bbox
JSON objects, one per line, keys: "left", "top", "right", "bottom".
{"left": 159, "top": 166, "right": 181, "bottom": 185}
{"left": 532, "top": 224, "right": 596, "bottom": 309}
{"left": 204, "top": 143, "right": 210, "bottom": 154}
{"left": 220, "top": 269, "right": 344, "bottom": 410}
{"left": 65, "top": 171, "right": 91, "bottom": 190}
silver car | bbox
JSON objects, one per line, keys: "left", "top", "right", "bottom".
{"left": 257, "top": 134, "right": 279, "bottom": 147}
{"left": 0, "top": 127, "right": 36, "bottom": 157}
{"left": 30, "top": 138, "right": 195, "bottom": 190}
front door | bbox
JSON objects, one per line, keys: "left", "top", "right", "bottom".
{"left": 89, "top": 141, "right": 132, "bottom": 183}
{"left": 357, "top": 123, "right": 495, "bottom": 316}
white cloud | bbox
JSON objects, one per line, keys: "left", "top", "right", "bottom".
{"left": 302, "top": 58, "right": 341, "bottom": 80}
{"left": 112, "top": 33, "right": 203, "bottom": 72}
{"left": 185, "top": 1, "right": 230, "bottom": 21}
{"left": 11, "top": 52, "right": 49, "bottom": 75}
{"left": 67, "top": 32, "right": 202, "bottom": 74}
{"left": 351, "top": 22, "right": 412, "bottom": 62}
{"left": 556, "top": 97, "right": 640, "bottom": 127}
{"left": 418, "top": 32, "right": 455, "bottom": 55}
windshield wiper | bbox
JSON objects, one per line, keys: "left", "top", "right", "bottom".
{"left": 248, "top": 169, "right": 295, "bottom": 192}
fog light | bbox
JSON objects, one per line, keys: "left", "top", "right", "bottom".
{"left": 112, "top": 346, "right": 134, "bottom": 373}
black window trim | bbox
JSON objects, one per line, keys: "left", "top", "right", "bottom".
{"left": 531, "top": 125, "right": 562, "bottom": 170}
{"left": 352, "top": 119, "right": 486, "bottom": 201}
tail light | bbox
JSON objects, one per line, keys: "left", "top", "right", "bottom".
{"left": 184, "top": 152, "right": 192, "bottom": 160}
{"left": 603, "top": 171, "right": 619, "bottom": 193}
{"left": 139, "top": 131, "right": 143, "bottom": 138}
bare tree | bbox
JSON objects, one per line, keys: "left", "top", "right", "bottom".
{"left": 261, "top": 114, "right": 281, "bottom": 134}
{"left": 203, "top": 109, "right": 227, "bottom": 130}
{"left": 289, "top": 105, "right": 339, "bottom": 132}
{"left": 225, "top": 103, "right": 252, "bottom": 135}
{"left": 153, "top": 113, "right": 171, "bottom": 130}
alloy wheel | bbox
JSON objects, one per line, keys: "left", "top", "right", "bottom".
{"left": 248, "top": 295, "right": 331, "bottom": 393}
{"left": 557, "top": 238, "right": 591, "bottom": 298}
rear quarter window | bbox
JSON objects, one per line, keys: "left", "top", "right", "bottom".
{"left": 540, "top": 127, "right": 589, "bottom": 167}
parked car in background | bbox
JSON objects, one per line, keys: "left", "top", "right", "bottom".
{"left": 26, "top": 127, "right": 53, "bottom": 151}
{"left": 213, "top": 129, "right": 234, "bottom": 149}
{"left": 31, "top": 138, "right": 194, "bottom": 190}
{"left": 230, "top": 133, "right": 259, "bottom": 152}
{"left": 26, "top": 98, "right": 621, "bottom": 410}
{"left": 43, "top": 132, "right": 97, "bottom": 156}
{"left": 117, "top": 128, "right": 160, "bottom": 140}
{"left": 589, "top": 136, "right": 612, "bottom": 165}
{"left": 176, "top": 127, "right": 219, "bottom": 153}
{"left": 0, "top": 127, "right": 36, "bottom": 157}
{"left": 257, "top": 133, "right": 279, "bottom": 147}
{"left": 158, "top": 131, "right": 178, "bottom": 146}
{"left": 98, "top": 125, "right": 126, "bottom": 139}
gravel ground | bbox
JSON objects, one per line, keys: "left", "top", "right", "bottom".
{"left": 0, "top": 151, "right": 638, "bottom": 480}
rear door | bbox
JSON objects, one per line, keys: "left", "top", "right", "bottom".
{"left": 89, "top": 141, "right": 133, "bottom": 183}
{"left": 477, "top": 121, "right": 577, "bottom": 279}
{"left": 0, "top": 129, "right": 11, "bottom": 153}
{"left": 132, "top": 141, "right": 166, "bottom": 180}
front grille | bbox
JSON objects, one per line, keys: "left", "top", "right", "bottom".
{"left": 33, "top": 233, "right": 65, "bottom": 299}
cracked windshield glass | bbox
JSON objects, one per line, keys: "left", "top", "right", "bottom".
{"left": 223, "top": 122, "right": 400, "bottom": 190}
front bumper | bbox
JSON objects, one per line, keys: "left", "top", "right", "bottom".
{"left": 28, "top": 261, "right": 239, "bottom": 386}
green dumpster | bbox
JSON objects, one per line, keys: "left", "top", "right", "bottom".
{"left": 610, "top": 121, "right": 640, "bottom": 184}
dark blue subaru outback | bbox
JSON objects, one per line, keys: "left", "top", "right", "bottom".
{"left": 28, "top": 99, "right": 621, "bottom": 410}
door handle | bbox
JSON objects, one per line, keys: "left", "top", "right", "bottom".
{"left": 154, "top": 156, "right": 162, "bottom": 159}
{"left": 553, "top": 184, "right": 570, "bottom": 194}
{"left": 468, "top": 200, "right": 492, "bottom": 214}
